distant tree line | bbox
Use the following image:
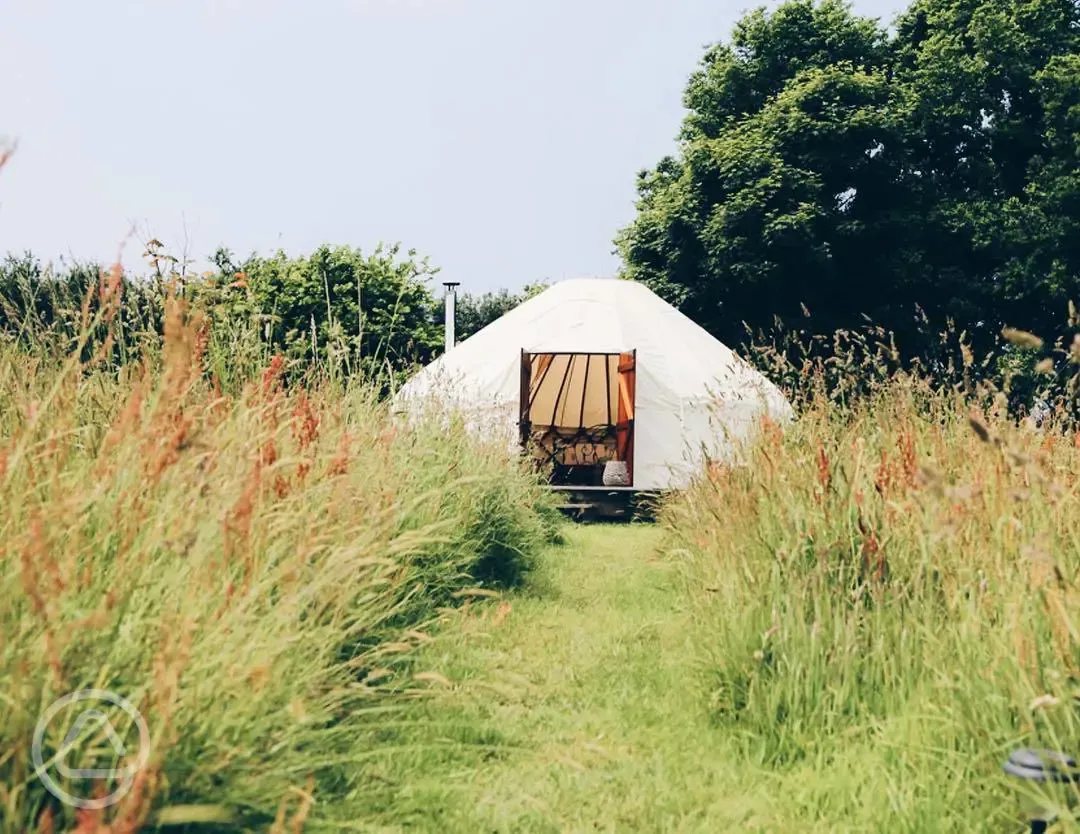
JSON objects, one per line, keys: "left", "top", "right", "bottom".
{"left": 0, "top": 245, "right": 545, "bottom": 392}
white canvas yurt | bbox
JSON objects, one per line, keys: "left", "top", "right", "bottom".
{"left": 393, "top": 277, "right": 793, "bottom": 491}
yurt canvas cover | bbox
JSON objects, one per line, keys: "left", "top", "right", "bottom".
{"left": 393, "top": 278, "right": 793, "bottom": 491}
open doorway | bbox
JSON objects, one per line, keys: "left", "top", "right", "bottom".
{"left": 518, "top": 350, "right": 636, "bottom": 487}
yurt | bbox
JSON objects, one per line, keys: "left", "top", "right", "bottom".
{"left": 393, "top": 277, "right": 793, "bottom": 495}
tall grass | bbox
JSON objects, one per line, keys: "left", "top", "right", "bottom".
{"left": 0, "top": 282, "right": 557, "bottom": 832}
{"left": 741, "top": 306, "right": 1080, "bottom": 423}
{"left": 663, "top": 360, "right": 1080, "bottom": 829}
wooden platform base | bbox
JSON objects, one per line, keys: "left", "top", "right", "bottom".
{"left": 543, "top": 487, "right": 662, "bottom": 522}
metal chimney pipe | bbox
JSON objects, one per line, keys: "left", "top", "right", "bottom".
{"left": 443, "top": 281, "right": 460, "bottom": 353}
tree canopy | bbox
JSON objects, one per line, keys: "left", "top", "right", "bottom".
{"left": 616, "top": 0, "right": 1080, "bottom": 361}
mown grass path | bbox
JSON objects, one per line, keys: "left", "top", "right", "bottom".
{"left": 361, "top": 523, "right": 769, "bottom": 833}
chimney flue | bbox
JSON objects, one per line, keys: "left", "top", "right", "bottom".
{"left": 443, "top": 281, "right": 460, "bottom": 353}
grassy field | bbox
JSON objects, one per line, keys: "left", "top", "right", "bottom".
{"left": 5, "top": 282, "right": 1080, "bottom": 831}
{"left": 661, "top": 377, "right": 1080, "bottom": 832}
{"left": 343, "top": 523, "right": 744, "bottom": 832}
{"left": 334, "top": 380, "right": 1080, "bottom": 833}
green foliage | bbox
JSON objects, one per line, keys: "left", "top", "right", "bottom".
{"left": 455, "top": 289, "right": 521, "bottom": 342}
{"left": 0, "top": 243, "right": 556, "bottom": 406}
{"left": 0, "top": 244, "right": 451, "bottom": 393}
{"left": 618, "top": 0, "right": 1080, "bottom": 372}
{"left": 741, "top": 308, "right": 1080, "bottom": 422}
{"left": 202, "top": 243, "right": 443, "bottom": 390}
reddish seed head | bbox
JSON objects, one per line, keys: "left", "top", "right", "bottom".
{"left": 816, "top": 445, "right": 831, "bottom": 496}
{"left": 35, "top": 806, "right": 54, "bottom": 834}
{"left": 262, "top": 355, "right": 286, "bottom": 397}
{"left": 328, "top": 432, "right": 351, "bottom": 477}
{"left": 292, "top": 392, "right": 320, "bottom": 449}
{"left": 262, "top": 439, "right": 278, "bottom": 468}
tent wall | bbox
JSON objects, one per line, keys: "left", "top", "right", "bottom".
{"left": 626, "top": 359, "right": 681, "bottom": 490}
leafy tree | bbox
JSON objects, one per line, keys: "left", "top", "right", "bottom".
{"left": 455, "top": 289, "right": 521, "bottom": 342}
{"left": 617, "top": 0, "right": 1080, "bottom": 370}
{"left": 200, "top": 244, "right": 443, "bottom": 387}
{"left": 893, "top": 0, "right": 1080, "bottom": 344}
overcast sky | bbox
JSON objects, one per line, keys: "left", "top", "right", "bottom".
{"left": 0, "top": 0, "right": 904, "bottom": 293}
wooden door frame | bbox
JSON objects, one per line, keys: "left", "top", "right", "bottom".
{"left": 615, "top": 350, "right": 636, "bottom": 485}
{"left": 519, "top": 349, "right": 532, "bottom": 451}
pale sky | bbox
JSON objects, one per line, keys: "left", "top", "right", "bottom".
{"left": 0, "top": 0, "right": 904, "bottom": 293}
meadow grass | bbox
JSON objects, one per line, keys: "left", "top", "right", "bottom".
{"left": 332, "top": 523, "right": 759, "bottom": 833}
{"left": 6, "top": 256, "right": 1080, "bottom": 832}
{"left": 344, "top": 376, "right": 1080, "bottom": 832}
{"left": 0, "top": 292, "right": 557, "bottom": 832}
{"left": 663, "top": 375, "right": 1080, "bottom": 831}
